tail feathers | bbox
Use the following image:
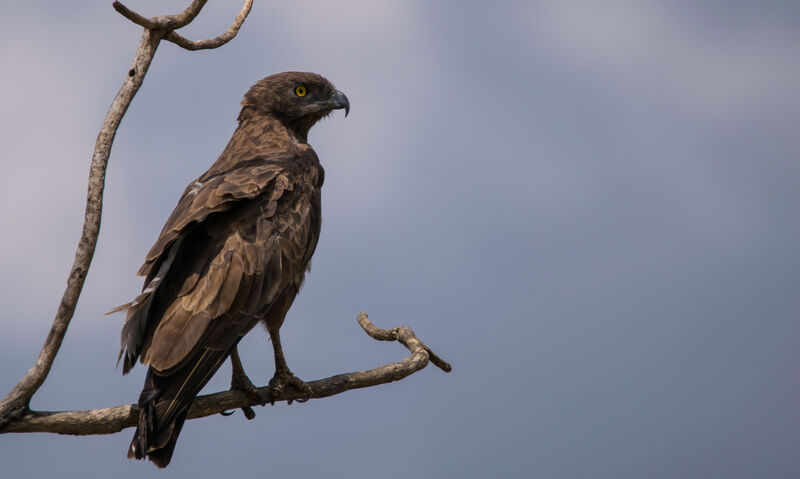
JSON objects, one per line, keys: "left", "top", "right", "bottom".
{"left": 128, "top": 403, "right": 188, "bottom": 469}
{"left": 127, "top": 344, "right": 235, "bottom": 468}
{"left": 145, "top": 414, "right": 188, "bottom": 468}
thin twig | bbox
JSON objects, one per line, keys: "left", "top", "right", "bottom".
{"left": 165, "top": 0, "right": 254, "bottom": 51}
{"left": 112, "top": 0, "right": 208, "bottom": 30}
{"left": 160, "top": 0, "right": 207, "bottom": 29}
{"left": 2, "top": 314, "right": 451, "bottom": 435}
{"left": 356, "top": 312, "right": 451, "bottom": 372}
{"left": 112, "top": 1, "right": 157, "bottom": 30}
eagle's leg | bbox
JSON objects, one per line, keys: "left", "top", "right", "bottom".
{"left": 267, "top": 327, "right": 313, "bottom": 405}
{"left": 229, "top": 346, "right": 265, "bottom": 419}
{"left": 230, "top": 346, "right": 259, "bottom": 396}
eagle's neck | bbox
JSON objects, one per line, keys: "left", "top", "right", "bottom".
{"left": 208, "top": 112, "right": 302, "bottom": 174}
{"left": 237, "top": 107, "right": 314, "bottom": 144}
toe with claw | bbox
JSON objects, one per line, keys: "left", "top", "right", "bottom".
{"left": 267, "top": 370, "right": 313, "bottom": 405}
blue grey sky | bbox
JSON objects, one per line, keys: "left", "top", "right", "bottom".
{"left": 1, "top": 1, "right": 799, "bottom": 477}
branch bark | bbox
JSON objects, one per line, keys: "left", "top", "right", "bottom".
{"left": 2, "top": 313, "right": 451, "bottom": 435}
{"left": 165, "top": 0, "right": 254, "bottom": 51}
{"left": 113, "top": 0, "right": 255, "bottom": 51}
{"left": 0, "top": 0, "right": 253, "bottom": 430}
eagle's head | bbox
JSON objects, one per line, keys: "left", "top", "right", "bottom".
{"left": 240, "top": 71, "right": 349, "bottom": 141}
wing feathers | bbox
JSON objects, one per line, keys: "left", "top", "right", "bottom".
{"left": 138, "top": 160, "right": 285, "bottom": 278}
{"left": 214, "top": 246, "right": 244, "bottom": 317}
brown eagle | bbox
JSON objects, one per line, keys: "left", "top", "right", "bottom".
{"left": 109, "top": 72, "right": 349, "bottom": 467}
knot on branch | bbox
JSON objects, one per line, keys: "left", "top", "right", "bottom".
{"left": 0, "top": 402, "right": 28, "bottom": 433}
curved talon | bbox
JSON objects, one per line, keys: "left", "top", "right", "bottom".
{"left": 294, "top": 382, "right": 313, "bottom": 403}
{"left": 220, "top": 410, "right": 235, "bottom": 416}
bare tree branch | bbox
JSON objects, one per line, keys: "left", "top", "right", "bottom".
{"left": 112, "top": 0, "right": 208, "bottom": 30}
{"left": 0, "top": 0, "right": 253, "bottom": 431}
{"left": 113, "top": 0, "right": 253, "bottom": 51}
{"left": 165, "top": 0, "right": 254, "bottom": 51}
{"left": 2, "top": 314, "right": 451, "bottom": 435}
{"left": 111, "top": 1, "right": 159, "bottom": 30}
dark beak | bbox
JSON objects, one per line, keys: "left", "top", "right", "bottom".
{"left": 330, "top": 90, "right": 350, "bottom": 117}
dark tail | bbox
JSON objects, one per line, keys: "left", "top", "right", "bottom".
{"left": 128, "top": 344, "right": 235, "bottom": 468}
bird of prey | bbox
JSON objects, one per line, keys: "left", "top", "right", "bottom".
{"left": 109, "top": 72, "right": 349, "bottom": 468}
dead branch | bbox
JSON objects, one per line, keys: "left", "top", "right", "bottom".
{"left": 112, "top": 0, "right": 207, "bottom": 31}
{"left": 113, "top": 0, "right": 255, "bottom": 51}
{"left": 0, "top": 0, "right": 253, "bottom": 430}
{"left": 2, "top": 313, "right": 451, "bottom": 435}
{"left": 166, "top": 0, "right": 254, "bottom": 51}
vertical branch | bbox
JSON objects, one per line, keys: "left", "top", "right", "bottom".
{"left": 0, "top": 29, "right": 162, "bottom": 428}
{"left": 0, "top": 0, "right": 253, "bottom": 431}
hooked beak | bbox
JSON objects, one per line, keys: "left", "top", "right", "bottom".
{"left": 330, "top": 90, "right": 350, "bottom": 117}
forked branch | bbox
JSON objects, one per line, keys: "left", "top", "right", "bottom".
{"left": 112, "top": 0, "right": 207, "bottom": 31}
{"left": 113, "top": 0, "right": 255, "bottom": 51}
{"left": 2, "top": 313, "right": 451, "bottom": 435}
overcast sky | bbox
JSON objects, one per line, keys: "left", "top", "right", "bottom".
{"left": 1, "top": 1, "right": 799, "bottom": 478}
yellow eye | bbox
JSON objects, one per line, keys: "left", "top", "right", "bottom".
{"left": 295, "top": 85, "right": 307, "bottom": 97}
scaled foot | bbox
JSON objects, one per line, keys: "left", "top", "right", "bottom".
{"left": 267, "top": 369, "right": 313, "bottom": 405}
{"left": 231, "top": 368, "right": 265, "bottom": 404}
